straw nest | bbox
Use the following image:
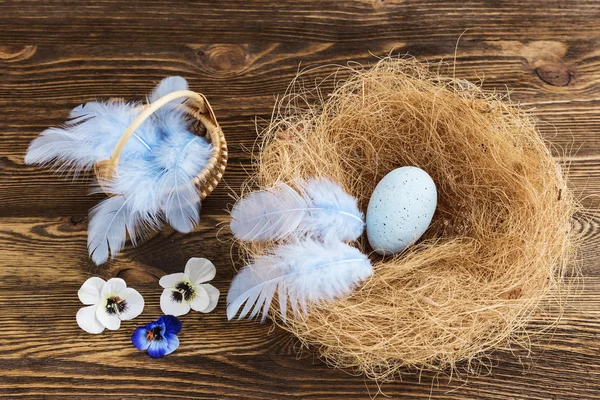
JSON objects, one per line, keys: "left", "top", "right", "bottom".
{"left": 238, "top": 58, "right": 577, "bottom": 381}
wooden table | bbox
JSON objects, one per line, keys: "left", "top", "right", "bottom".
{"left": 1, "top": 1, "right": 599, "bottom": 398}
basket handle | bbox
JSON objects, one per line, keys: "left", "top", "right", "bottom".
{"left": 106, "top": 89, "right": 218, "bottom": 167}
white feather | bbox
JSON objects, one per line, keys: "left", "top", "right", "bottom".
{"left": 298, "top": 178, "right": 365, "bottom": 242}
{"left": 230, "top": 183, "right": 308, "bottom": 241}
{"left": 226, "top": 239, "right": 372, "bottom": 322}
{"left": 230, "top": 178, "right": 365, "bottom": 242}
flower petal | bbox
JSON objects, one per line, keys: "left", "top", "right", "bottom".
{"left": 189, "top": 285, "right": 210, "bottom": 312}
{"left": 158, "top": 315, "right": 182, "bottom": 335}
{"left": 118, "top": 287, "right": 144, "bottom": 321}
{"left": 96, "top": 303, "right": 121, "bottom": 330}
{"left": 76, "top": 305, "right": 105, "bottom": 334}
{"left": 158, "top": 272, "right": 188, "bottom": 289}
{"left": 145, "top": 320, "right": 161, "bottom": 331}
{"left": 131, "top": 327, "right": 150, "bottom": 350}
{"left": 198, "top": 284, "right": 220, "bottom": 313}
{"left": 164, "top": 333, "right": 179, "bottom": 356}
{"left": 101, "top": 277, "right": 127, "bottom": 297}
{"left": 160, "top": 288, "right": 191, "bottom": 316}
{"left": 184, "top": 258, "right": 216, "bottom": 284}
{"left": 78, "top": 277, "right": 106, "bottom": 305}
{"left": 147, "top": 338, "right": 169, "bottom": 358}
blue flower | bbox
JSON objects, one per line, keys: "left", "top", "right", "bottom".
{"left": 131, "top": 315, "right": 181, "bottom": 358}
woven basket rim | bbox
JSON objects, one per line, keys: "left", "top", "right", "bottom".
{"left": 93, "top": 90, "right": 227, "bottom": 200}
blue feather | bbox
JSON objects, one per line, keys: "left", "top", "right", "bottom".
{"left": 26, "top": 76, "right": 212, "bottom": 264}
{"left": 230, "top": 178, "right": 365, "bottom": 243}
{"left": 23, "top": 127, "right": 98, "bottom": 176}
{"left": 149, "top": 76, "right": 188, "bottom": 103}
{"left": 148, "top": 76, "right": 189, "bottom": 126}
{"left": 155, "top": 133, "right": 212, "bottom": 232}
{"left": 25, "top": 100, "right": 158, "bottom": 173}
{"left": 88, "top": 196, "right": 128, "bottom": 264}
{"left": 226, "top": 239, "right": 372, "bottom": 322}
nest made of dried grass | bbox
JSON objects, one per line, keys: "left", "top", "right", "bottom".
{"left": 237, "top": 57, "right": 578, "bottom": 381}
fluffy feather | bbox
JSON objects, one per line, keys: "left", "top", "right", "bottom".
{"left": 230, "top": 178, "right": 365, "bottom": 242}
{"left": 25, "top": 100, "right": 160, "bottom": 174}
{"left": 68, "top": 99, "right": 161, "bottom": 156}
{"left": 148, "top": 75, "right": 189, "bottom": 128}
{"left": 87, "top": 196, "right": 148, "bottom": 264}
{"left": 23, "top": 127, "right": 99, "bottom": 176}
{"left": 299, "top": 178, "right": 365, "bottom": 242}
{"left": 149, "top": 76, "right": 188, "bottom": 102}
{"left": 155, "top": 132, "right": 212, "bottom": 233}
{"left": 26, "top": 76, "right": 213, "bottom": 264}
{"left": 98, "top": 157, "right": 163, "bottom": 216}
{"left": 230, "top": 183, "right": 307, "bottom": 241}
{"left": 87, "top": 196, "right": 128, "bottom": 265}
{"left": 226, "top": 239, "right": 372, "bottom": 322}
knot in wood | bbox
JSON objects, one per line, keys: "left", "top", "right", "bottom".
{"left": 0, "top": 45, "right": 36, "bottom": 61}
{"left": 536, "top": 64, "right": 571, "bottom": 87}
{"left": 200, "top": 44, "right": 248, "bottom": 75}
{"left": 117, "top": 267, "right": 159, "bottom": 283}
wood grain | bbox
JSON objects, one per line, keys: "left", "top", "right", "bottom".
{"left": 1, "top": 1, "right": 600, "bottom": 399}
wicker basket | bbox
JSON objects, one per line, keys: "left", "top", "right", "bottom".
{"left": 94, "top": 90, "right": 227, "bottom": 199}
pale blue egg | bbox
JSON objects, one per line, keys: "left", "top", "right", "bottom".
{"left": 366, "top": 166, "right": 437, "bottom": 255}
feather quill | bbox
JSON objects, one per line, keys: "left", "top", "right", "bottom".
{"left": 226, "top": 239, "right": 372, "bottom": 322}
{"left": 230, "top": 178, "right": 365, "bottom": 242}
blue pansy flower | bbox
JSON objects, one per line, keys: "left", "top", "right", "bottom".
{"left": 131, "top": 315, "right": 181, "bottom": 358}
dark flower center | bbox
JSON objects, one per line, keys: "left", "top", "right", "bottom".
{"left": 146, "top": 326, "right": 163, "bottom": 342}
{"left": 171, "top": 281, "right": 195, "bottom": 303}
{"left": 106, "top": 296, "right": 127, "bottom": 315}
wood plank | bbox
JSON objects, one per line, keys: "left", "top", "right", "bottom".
{"left": 0, "top": 1, "right": 599, "bottom": 44}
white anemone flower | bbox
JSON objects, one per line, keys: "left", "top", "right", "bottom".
{"left": 159, "top": 258, "right": 220, "bottom": 316}
{"left": 76, "top": 277, "right": 144, "bottom": 334}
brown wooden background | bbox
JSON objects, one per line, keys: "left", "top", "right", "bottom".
{"left": 1, "top": 1, "right": 600, "bottom": 399}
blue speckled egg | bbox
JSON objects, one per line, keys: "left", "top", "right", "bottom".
{"left": 366, "top": 166, "right": 437, "bottom": 255}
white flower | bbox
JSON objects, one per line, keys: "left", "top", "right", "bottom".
{"left": 159, "top": 258, "right": 220, "bottom": 316}
{"left": 76, "top": 277, "right": 144, "bottom": 334}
